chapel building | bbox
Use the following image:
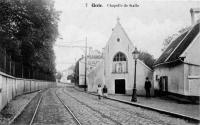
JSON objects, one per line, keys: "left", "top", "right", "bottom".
{"left": 87, "top": 19, "right": 153, "bottom": 95}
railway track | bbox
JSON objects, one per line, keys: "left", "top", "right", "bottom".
{"left": 55, "top": 89, "right": 82, "bottom": 125}
{"left": 10, "top": 88, "right": 82, "bottom": 125}
{"left": 9, "top": 90, "right": 45, "bottom": 125}
{"left": 29, "top": 94, "right": 43, "bottom": 125}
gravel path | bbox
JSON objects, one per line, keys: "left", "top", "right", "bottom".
{"left": 63, "top": 87, "right": 198, "bottom": 125}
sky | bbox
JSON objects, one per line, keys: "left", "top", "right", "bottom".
{"left": 53, "top": 0, "right": 200, "bottom": 71}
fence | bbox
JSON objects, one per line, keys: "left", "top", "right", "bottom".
{"left": 0, "top": 71, "right": 56, "bottom": 111}
{"left": 0, "top": 47, "right": 54, "bottom": 81}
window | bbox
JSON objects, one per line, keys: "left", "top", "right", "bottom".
{"left": 112, "top": 52, "right": 128, "bottom": 73}
{"left": 116, "top": 63, "right": 122, "bottom": 73}
{"left": 113, "top": 52, "right": 126, "bottom": 61}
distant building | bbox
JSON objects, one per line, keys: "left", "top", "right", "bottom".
{"left": 78, "top": 48, "right": 103, "bottom": 87}
{"left": 60, "top": 68, "right": 74, "bottom": 83}
{"left": 87, "top": 18, "right": 153, "bottom": 95}
{"left": 153, "top": 9, "right": 200, "bottom": 102}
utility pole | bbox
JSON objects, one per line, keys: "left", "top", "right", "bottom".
{"left": 84, "top": 37, "right": 87, "bottom": 91}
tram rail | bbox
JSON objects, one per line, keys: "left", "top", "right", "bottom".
{"left": 55, "top": 89, "right": 82, "bottom": 125}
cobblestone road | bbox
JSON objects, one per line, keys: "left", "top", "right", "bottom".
{"left": 58, "top": 87, "right": 197, "bottom": 125}
{"left": 14, "top": 86, "right": 197, "bottom": 125}
{"left": 32, "top": 88, "right": 77, "bottom": 125}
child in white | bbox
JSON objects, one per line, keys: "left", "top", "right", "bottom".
{"left": 97, "top": 84, "right": 102, "bottom": 100}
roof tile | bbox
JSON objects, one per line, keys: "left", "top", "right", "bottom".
{"left": 154, "top": 23, "right": 200, "bottom": 66}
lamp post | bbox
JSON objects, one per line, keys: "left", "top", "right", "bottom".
{"left": 131, "top": 47, "right": 139, "bottom": 102}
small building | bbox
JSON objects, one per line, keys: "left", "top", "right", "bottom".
{"left": 153, "top": 10, "right": 200, "bottom": 102}
{"left": 87, "top": 18, "right": 153, "bottom": 96}
{"left": 78, "top": 48, "right": 103, "bottom": 87}
{"left": 60, "top": 68, "right": 74, "bottom": 83}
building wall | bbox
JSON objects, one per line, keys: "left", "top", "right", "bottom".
{"left": 153, "top": 64, "right": 185, "bottom": 95}
{"left": 184, "top": 64, "right": 200, "bottom": 96}
{"left": 182, "top": 33, "right": 200, "bottom": 65}
{"left": 168, "top": 33, "right": 200, "bottom": 97}
{"left": 87, "top": 61, "right": 105, "bottom": 92}
{"left": 87, "top": 59, "right": 153, "bottom": 96}
{"left": 154, "top": 63, "right": 200, "bottom": 97}
{"left": 183, "top": 34, "right": 200, "bottom": 96}
{"left": 79, "top": 57, "right": 103, "bottom": 86}
{"left": 78, "top": 58, "right": 85, "bottom": 86}
{"left": 108, "top": 60, "right": 153, "bottom": 95}
{"left": 188, "top": 76, "right": 200, "bottom": 96}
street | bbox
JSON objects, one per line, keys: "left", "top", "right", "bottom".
{"left": 58, "top": 87, "right": 197, "bottom": 125}
{"left": 11, "top": 85, "right": 197, "bottom": 125}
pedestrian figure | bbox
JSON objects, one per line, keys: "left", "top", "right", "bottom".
{"left": 103, "top": 85, "right": 108, "bottom": 98}
{"left": 144, "top": 77, "right": 151, "bottom": 97}
{"left": 97, "top": 84, "right": 102, "bottom": 100}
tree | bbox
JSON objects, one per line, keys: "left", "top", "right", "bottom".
{"left": 161, "top": 26, "right": 191, "bottom": 52}
{"left": 138, "top": 51, "right": 155, "bottom": 69}
{"left": 55, "top": 72, "right": 62, "bottom": 82}
{"left": 74, "top": 58, "right": 81, "bottom": 86}
{"left": 0, "top": 0, "right": 60, "bottom": 80}
{"left": 67, "top": 74, "right": 75, "bottom": 83}
{"left": 161, "top": 33, "right": 178, "bottom": 52}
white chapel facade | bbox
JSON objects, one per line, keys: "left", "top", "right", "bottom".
{"left": 87, "top": 19, "right": 153, "bottom": 95}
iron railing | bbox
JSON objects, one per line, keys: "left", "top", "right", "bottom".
{"left": 0, "top": 47, "right": 55, "bottom": 81}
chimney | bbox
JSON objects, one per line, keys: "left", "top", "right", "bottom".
{"left": 190, "top": 8, "right": 200, "bottom": 25}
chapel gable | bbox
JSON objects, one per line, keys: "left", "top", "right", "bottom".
{"left": 104, "top": 18, "right": 134, "bottom": 55}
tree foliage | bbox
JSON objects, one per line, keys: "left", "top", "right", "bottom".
{"left": 138, "top": 51, "right": 155, "bottom": 69}
{"left": 0, "top": 0, "right": 60, "bottom": 80}
{"left": 161, "top": 26, "right": 191, "bottom": 52}
{"left": 74, "top": 58, "right": 81, "bottom": 86}
{"left": 55, "top": 71, "right": 62, "bottom": 82}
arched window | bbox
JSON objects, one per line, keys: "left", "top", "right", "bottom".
{"left": 112, "top": 52, "right": 128, "bottom": 73}
{"left": 113, "top": 52, "right": 126, "bottom": 61}
{"left": 116, "top": 63, "right": 122, "bottom": 73}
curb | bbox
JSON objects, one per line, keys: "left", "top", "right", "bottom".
{"left": 106, "top": 96, "right": 200, "bottom": 123}
{"left": 23, "top": 90, "right": 40, "bottom": 95}
{"left": 8, "top": 90, "right": 41, "bottom": 125}
{"left": 73, "top": 86, "right": 200, "bottom": 123}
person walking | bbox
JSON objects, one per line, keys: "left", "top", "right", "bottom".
{"left": 103, "top": 85, "right": 108, "bottom": 98}
{"left": 97, "top": 84, "right": 102, "bottom": 100}
{"left": 144, "top": 77, "right": 151, "bottom": 98}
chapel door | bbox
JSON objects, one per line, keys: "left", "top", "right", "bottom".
{"left": 115, "top": 79, "right": 125, "bottom": 94}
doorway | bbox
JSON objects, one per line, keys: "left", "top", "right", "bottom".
{"left": 159, "top": 76, "right": 168, "bottom": 95}
{"left": 115, "top": 79, "right": 125, "bottom": 94}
